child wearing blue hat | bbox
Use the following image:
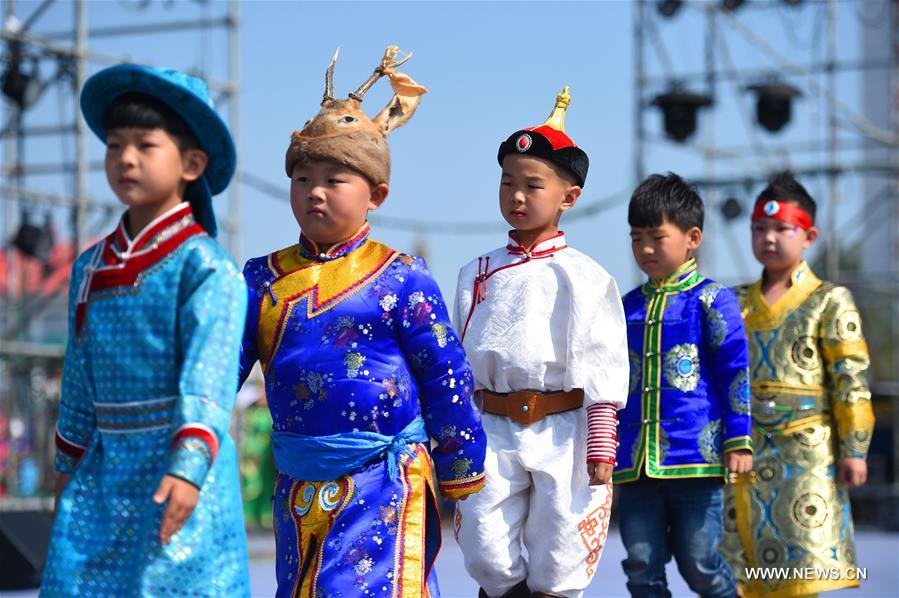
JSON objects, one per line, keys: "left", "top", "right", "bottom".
{"left": 42, "top": 65, "right": 250, "bottom": 597}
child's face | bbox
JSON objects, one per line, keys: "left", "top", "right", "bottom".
{"left": 630, "top": 219, "right": 702, "bottom": 281}
{"left": 290, "top": 160, "right": 388, "bottom": 246}
{"left": 499, "top": 154, "right": 579, "bottom": 240}
{"left": 104, "top": 127, "right": 206, "bottom": 211}
{"left": 750, "top": 213, "right": 817, "bottom": 272}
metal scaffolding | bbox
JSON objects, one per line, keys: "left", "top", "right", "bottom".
{"left": 0, "top": 0, "right": 240, "bottom": 501}
{"left": 634, "top": 0, "right": 898, "bottom": 526}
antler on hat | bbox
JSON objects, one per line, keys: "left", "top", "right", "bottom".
{"left": 285, "top": 46, "right": 427, "bottom": 185}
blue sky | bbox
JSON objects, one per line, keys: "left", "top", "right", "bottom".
{"left": 3, "top": 0, "right": 887, "bottom": 298}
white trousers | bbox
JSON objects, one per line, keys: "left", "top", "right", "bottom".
{"left": 455, "top": 410, "right": 613, "bottom": 598}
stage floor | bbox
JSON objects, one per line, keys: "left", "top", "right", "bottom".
{"left": 246, "top": 525, "right": 898, "bottom": 597}
{"left": 7, "top": 527, "right": 897, "bottom": 597}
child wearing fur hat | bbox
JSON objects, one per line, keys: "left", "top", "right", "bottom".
{"left": 237, "top": 47, "right": 487, "bottom": 596}
{"left": 43, "top": 65, "right": 249, "bottom": 596}
{"left": 452, "top": 87, "right": 629, "bottom": 598}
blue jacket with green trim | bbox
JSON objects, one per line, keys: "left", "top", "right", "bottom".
{"left": 614, "top": 258, "right": 752, "bottom": 483}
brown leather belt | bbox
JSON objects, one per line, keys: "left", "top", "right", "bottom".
{"left": 477, "top": 389, "right": 584, "bottom": 426}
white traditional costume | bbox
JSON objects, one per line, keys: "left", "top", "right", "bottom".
{"left": 452, "top": 89, "right": 628, "bottom": 598}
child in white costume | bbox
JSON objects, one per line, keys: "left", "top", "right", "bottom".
{"left": 453, "top": 88, "right": 629, "bottom": 598}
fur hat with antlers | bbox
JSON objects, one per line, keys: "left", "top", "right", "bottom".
{"left": 285, "top": 46, "right": 427, "bottom": 185}
{"left": 498, "top": 86, "right": 589, "bottom": 188}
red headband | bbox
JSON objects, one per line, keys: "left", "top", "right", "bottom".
{"left": 751, "top": 200, "right": 813, "bottom": 230}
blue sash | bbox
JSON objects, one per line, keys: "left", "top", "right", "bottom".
{"left": 271, "top": 415, "right": 428, "bottom": 482}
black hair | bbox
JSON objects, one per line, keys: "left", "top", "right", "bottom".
{"left": 101, "top": 93, "right": 200, "bottom": 151}
{"left": 628, "top": 172, "right": 704, "bottom": 232}
{"left": 754, "top": 171, "right": 817, "bottom": 223}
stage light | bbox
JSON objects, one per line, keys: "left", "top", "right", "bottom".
{"left": 12, "top": 212, "right": 53, "bottom": 263}
{"left": 1, "top": 43, "right": 41, "bottom": 109}
{"left": 722, "top": 0, "right": 746, "bottom": 12}
{"left": 746, "top": 82, "right": 801, "bottom": 133}
{"left": 657, "top": 0, "right": 683, "bottom": 18}
{"left": 720, "top": 197, "right": 743, "bottom": 221}
{"left": 651, "top": 89, "right": 713, "bottom": 143}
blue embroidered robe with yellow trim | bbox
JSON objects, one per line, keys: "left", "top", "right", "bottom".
{"left": 721, "top": 261, "right": 875, "bottom": 597}
{"left": 614, "top": 258, "right": 752, "bottom": 483}
{"left": 239, "top": 224, "right": 487, "bottom": 597}
{"left": 43, "top": 203, "right": 250, "bottom": 597}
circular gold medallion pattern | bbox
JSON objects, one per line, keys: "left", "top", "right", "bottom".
{"left": 792, "top": 492, "right": 829, "bottom": 528}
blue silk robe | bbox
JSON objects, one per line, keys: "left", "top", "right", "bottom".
{"left": 615, "top": 258, "right": 753, "bottom": 482}
{"left": 42, "top": 203, "right": 249, "bottom": 597}
{"left": 239, "top": 223, "right": 487, "bottom": 597}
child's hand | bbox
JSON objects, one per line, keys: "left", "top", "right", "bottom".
{"left": 153, "top": 475, "right": 200, "bottom": 545}
{"left": 724, "top": 449, "right": 753, "bottom": 474}
{"left": 588, "top": 462, "right": 613, "bottom": 486}
{"left": 838, "top": 457, "right": 867, "bottom": 489}
{"left": 53, "top": 473, "right": 70, "bottom": 516}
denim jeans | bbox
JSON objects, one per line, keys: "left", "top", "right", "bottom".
{"left": 617, "top": 477, "right": 735, "bottom": 598}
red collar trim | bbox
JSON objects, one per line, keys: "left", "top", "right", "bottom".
{"left": 75, "top": 205, "right": 204, "bottom": 337}
{"left": 751, "top": 200, "right": 813, "bottom": 231}
{"left": 506, "top": 231, "right": 567, "bottom": 258}
{"left": 113, "top": 203, "right": 193, "bottom": 258}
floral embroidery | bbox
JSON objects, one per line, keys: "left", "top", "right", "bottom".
{"left": 345, "top": 352, "right": 366, "bottom": 378}
{"left": 452, "top": 457, "right": 473, "bottom": 478}
{"left": 324, "top": 315, "right": 359, "bottom": 348}
{"left": 379, "top": 293, "right": 398, "bottom": 312}
{"left": 431, "top": 322, "right": 448, "bottom": 347}
{"left": 436, "top": 425, "right": 463, "bottom": 454}
{"left": 292, "top": 369, "right": 332, "bottom": 410}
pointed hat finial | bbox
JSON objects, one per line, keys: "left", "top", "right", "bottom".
{"left": 541, "top": 86, "right": 571, "bottom": 132}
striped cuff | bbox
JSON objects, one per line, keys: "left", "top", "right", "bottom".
{"left": 586, "top": 403, "right": 618, "bottom": 464}
{"left": 723, "top": 435, "right": 753, "bottom": 454}
{"left": 168, "top": 423, "right": 219, "bottom": 488}
{"left": 439, "top": 472, "right": 486, "bottom": 500}
{"left": 54, "top": 426, "right": 88, "bottom": 473}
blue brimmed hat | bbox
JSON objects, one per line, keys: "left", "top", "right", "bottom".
{"left": 80, "top": 64, "right": 236, "bottom": 237}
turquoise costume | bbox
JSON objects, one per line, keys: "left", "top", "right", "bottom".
{"left": 43, "top": 65, "right": 248, "bottom": 597}
{"left": 43, "top": 204, "right": 249, "bottom": 596}
{"left": 239, "top": 223, "right": 487, "bottom": 597}
{"left": 615, "top": 258, "right": 753, "bottom": 482}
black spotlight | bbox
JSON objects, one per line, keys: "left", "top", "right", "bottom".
{"left": 651, "top": 90, "right": 713, "bottom": 143}
{"left": 657, "top": 0, "right": 683, "bottom": 18}
{"left": 12, "top": 212, "right": 53, "bottom": 263}
{"left": 1, "top": 44, "right": 41, "bottom": 109}
{"left": 720, "top": 197, "right": 743, "bottom": 221}
{"left": 722, "top": 0, "right": 746, "bottom": 11}
{"left": 746, "top": 82, "right": 801, "bottom": 133}
{"left": 784, "top": 0, "right": 803, "bottom": 6}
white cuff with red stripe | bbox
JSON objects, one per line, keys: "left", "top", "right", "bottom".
{"left": 586, "top": 403, "right": 618, "bottom": 464}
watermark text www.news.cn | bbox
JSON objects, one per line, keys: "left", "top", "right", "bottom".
{"left": 745, "top": 567, "right": 867, "bottom": 581}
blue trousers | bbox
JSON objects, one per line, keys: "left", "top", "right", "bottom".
{"left": 617, "top": 477, "right": 735, "bottom": 598}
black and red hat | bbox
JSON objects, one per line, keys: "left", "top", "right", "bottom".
{"left": 497, "top": 86, "right": 589, "bottom": 187}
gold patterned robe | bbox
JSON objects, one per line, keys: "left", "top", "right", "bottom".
{"left": 721, "top": 261, "right": 874, "bottom": 597}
